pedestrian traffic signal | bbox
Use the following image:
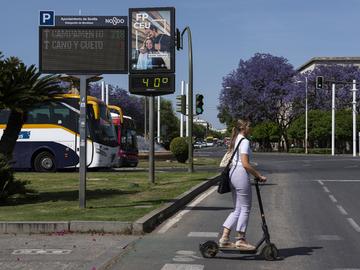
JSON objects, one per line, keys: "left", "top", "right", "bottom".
{"left": 316, "top": 76, "right": 324, "bottom": 89}
{"left": 176, "top": 95, "right": 186, "bottom": 115}
{"left": 195, "top": 94, "right": 204, "bottom": 115}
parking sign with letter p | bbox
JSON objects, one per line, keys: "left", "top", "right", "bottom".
{"left": 40, "top": 11, "right": 54, "bottom": 26}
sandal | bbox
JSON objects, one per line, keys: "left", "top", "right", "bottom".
{"left": 235, "top": 237, "right": 256, "bottom": 250}
{"left": 219, "top": 237, "right": 235, "bottom": 248}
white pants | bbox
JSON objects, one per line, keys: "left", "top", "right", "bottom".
{"left": 222, "top": 166, "right": 252, "bottom": 233}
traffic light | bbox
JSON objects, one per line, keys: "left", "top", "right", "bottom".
{"left": 195, "top": 94, "right": 204, "bottom": 115}
{"left": 316, "top": 76, "right": 324, "bottom": 89}
{"left": 176, "top": 95, "right": 186, "bottom": 115}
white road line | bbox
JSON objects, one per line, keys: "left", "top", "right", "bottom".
{"left": 315, "top": 235, "right": 342, "bottom": 241}
{"left": 12, "top": 249, "right": 72, "bottom": 255}
{"left": 323, "top": 186, "right": 330, "bottom": 193}
{"left": 336, "top": 205, "right": 348, "bottom": 215}
{"left": 333, "top": 268, "right": 360, "bottom": 270}
{"left": 318, "top": 180, "right": 324, "bottom": 186}
{"left": 329, "top": 195, "right": 337, "bottom": 203}
{"left": 347, "top": 218, "right": 360, "bottom": 232}
{"left": 188, "top": 232, "right": 219, "bottom": 238}
{"left": 314, "top": 180, "right": 360, "bottom": 182}
{"left": 157, "top": 186, "right": 217, "bottom": 234}
{"left": 161, "top": 264, "right": 204, "bottom": 270}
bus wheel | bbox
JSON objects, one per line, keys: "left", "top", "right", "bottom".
{"left": 34, "top": 151, "right": 56, "bottom": 172}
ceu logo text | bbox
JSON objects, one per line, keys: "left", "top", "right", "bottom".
{"left": 133, "top": 13, "right": 150, "bottom": 29}
{"left": 105, "top": 17, "right": 125, "bottom": 26}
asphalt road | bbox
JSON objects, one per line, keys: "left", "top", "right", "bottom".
{"left": 110, "top": 152, "right": 360, "bottom": 270}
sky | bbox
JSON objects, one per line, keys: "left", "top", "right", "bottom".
{"left": 1, "top": 0, "right": 360, "bottom": 129}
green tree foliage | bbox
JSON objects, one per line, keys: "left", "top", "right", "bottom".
{"left": 159, "top": 99, "right": 180, "bottom": 149}
{"left": 193, "top": 123, "right": 207, "bottom": 140}
{"left": 0, "top": 154, "right": 30, "bottom": 201}
{"left": 288, "top": 110, "right": 360, "bottom": 151}
{"left": 170, "top": 137, "right": 188, "bottom": 163}
{"left": 251, "top": 121, "right": 280, "bottom": 151}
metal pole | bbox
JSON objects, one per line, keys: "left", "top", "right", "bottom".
{"left": 305, "top": 77, "right": 308, "bottom": 154}
{"left": 180, "top": 81, "right": 184, "bottom": 137}
{"left": 186, "top": 28, "right": 194, "bottom": 173}
{"left": 149, "top": 96, "right": 155, "bottom": 183}
{"left": 332, "top": 83, "right": 336, "bottom": 156}
{"left": 181, "top": 26, "right": 194, "bottom": 173}
{"left": 157, "top": 96, "right": 161, "bottom": 144}
{"left": 79, "top": 75, "right": 89, "bottom": 209}
{"left": 101, "top": 81, "right": 105, "bottom": 102}
{"left": 105, "top": 84, "right": 109, "bottom": 105}
{"left": 352, "top": 80, "right": 357, "bottom": 157}
{"left": 144, "top": 97, "right": 147, "bottom": 139}
{"left": 186, "top": 83, "right": 189, "bottom": 137}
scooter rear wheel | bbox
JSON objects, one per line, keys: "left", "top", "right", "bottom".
{"left": 261, "top": 243, "right": 279, "bottom": 261}
{"left": 199, "top": 241, "right": 219, "bottom": 258}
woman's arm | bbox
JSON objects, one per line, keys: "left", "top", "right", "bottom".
{"left": 241, "top": 154, "right": 267, "bottom": 182}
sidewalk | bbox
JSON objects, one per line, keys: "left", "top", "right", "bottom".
{"left": 0, "top": 233, "right": 138, "bottom": 270}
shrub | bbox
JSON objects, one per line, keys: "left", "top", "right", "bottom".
{"left": 0, "top": 154, "right": 30, "bottom": 201}
{"left": 170, "top": 137, "right": 189, "bottom": 163}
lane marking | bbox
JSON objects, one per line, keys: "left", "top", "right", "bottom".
{"left": 329, "top": 195, "right": 337, "bottom": 203}
{"left": 347, "top": 218, "right": 360, "bottom": 232}
{"left": 12, "top": 249, "right": 72, "bottom": 255}
{"left": 336, "top": 205, "right": 348, "bottom": 215}
{"left": 188, "top": 232, "right": 219, "bottom": 238}
{"left": 318, "top": 180, "right": 324, "bottom": 186}
{"left": 161, "top": 264, "right": 204, "bottom": 270}
{"left": 314, "top": 180, "right": 360, "bottom": 182}
{"left": 315, "top": 235, "right": 342, "bottom": 241}
{"left": 157, "top": 186, "right": 217, "bottom": 234}
{"left": 333, "top": 268, "right": 360, "bottom": 270}
{"left": 323, "top": 186, "right": 330, "bottom": 193}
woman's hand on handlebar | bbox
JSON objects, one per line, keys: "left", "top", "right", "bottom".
{"left": 255, "top": 175, "right": 267, "bottom": 182}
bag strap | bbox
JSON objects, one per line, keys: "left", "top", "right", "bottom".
{"left": 225, "top": 137, "right": 245, "bottom": 168}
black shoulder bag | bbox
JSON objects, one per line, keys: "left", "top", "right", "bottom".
{"left": 216, "top": 138, "right": 245, "bottom": 194}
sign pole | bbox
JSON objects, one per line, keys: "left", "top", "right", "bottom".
{"left": 78, "top": 75, "right": 92, "bottom": 209}
{"left": 157, "top": 96, "right": 161, "bottom": 144}
{"left": 331, "top": 83, "right": 336, "bottom": 156}
{"left": 352, "top": 80, "right": 357, "bottom": 157}
{"left": 149, "top": 96, "right": 155, "bottom": 183}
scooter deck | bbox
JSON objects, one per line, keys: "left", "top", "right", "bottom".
{"left": 219, "top": 247, "right": 257, "bottom": 254}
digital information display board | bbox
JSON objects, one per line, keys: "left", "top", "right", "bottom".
{"left": 39, "top": 26, "right": 128, "bottom": 74}
{"left": 129, "top": 73, "right": 175, "bottom": 96}
{"left": 129, "top": 7, "right": 175, "bottom": 74}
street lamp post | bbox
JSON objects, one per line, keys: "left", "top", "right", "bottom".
{"left": 305, "top": 77, "right": 308, "bottom": 154}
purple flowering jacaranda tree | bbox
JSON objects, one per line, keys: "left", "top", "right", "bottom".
{"left": 218, "top": 53, "right": 303, "bottom": 151}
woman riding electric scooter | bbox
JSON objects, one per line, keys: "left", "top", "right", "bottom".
{"left": 219, "top": 119, "right": 267, "bottom": 250}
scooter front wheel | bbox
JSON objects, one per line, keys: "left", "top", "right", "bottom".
{"left": 199, "top": 241, "right": 219, "bottom": 258}
{"left": 261, "top": 243, "right": 279, "bottom": 261}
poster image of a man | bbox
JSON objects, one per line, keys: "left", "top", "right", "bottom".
{"left": 130, "top": 8, "right": 174, "bottom": 72}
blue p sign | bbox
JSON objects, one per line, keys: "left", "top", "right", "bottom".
{"left": 40, "top": 11, "right": 54, "bottom": 26}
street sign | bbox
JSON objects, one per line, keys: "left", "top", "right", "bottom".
{"left": 129, "top": 73, "right": 175, "bottom": 96}
{"left": 39, "top": 15, "right": 128, "bottom": 74}
{"left": 40, "top": 11, "right": 54, "bottom": 26}
{"left": 129, "top": 7, "right": 175, "bottom": 74}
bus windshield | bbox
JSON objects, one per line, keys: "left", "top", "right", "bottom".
{"left": 90, "top": 103, "right": 117, "bottom": 147}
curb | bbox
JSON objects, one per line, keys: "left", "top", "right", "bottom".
{"left": 0, "top": 175, "right": 218, "bottom": 235}
{"left": 132, "top": 175, "right": 219, "bottom": 234}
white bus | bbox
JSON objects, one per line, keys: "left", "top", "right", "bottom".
{"left": 0, "top": 94, "right": 118, "bottom": 171}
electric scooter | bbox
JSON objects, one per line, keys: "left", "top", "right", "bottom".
{"left": 199, "top": 178, "right": 280, "bottom": 260}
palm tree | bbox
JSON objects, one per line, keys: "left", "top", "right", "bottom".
{"left": 0, "top": 55, "right": 62, "bottom": 159}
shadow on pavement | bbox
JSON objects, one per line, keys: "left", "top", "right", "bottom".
{"left": 184, "top": 206, "right": 233, "bottom": 211}
{"left": 211, "top": 246, "right": 323, "bottom": 261}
